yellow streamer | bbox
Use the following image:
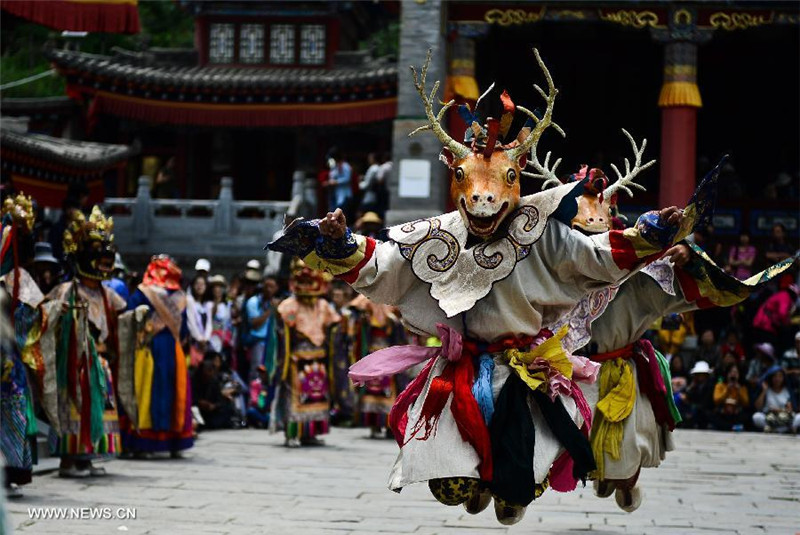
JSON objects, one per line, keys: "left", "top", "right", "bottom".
{"left": 590, "top": 359, "right": 636, "bottom": 479}
{"left": 505, "top": 326, "right": 572, "bottom": 394}
{"left": 134, "top": 347, "right": 154, "bottom": 430}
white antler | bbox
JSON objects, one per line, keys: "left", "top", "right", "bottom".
{"left": 522, "top": 148, "right": 564, "bottom": 189}
{"left": 604, "top": 128, "right": 656, "bottom": 199}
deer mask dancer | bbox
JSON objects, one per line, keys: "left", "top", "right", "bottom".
{"left": 409, "top": 49, "right": 564, "bottom": 239}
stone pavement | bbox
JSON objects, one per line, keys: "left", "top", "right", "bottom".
{"left": 6, "top": 428, "right": 800, "bottom": 535}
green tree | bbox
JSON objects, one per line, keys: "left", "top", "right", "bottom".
{"left": 1, "top": 1, "right": 194, "bottom": 98}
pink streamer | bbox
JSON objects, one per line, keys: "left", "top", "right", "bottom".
{"left": 349, "top": 323, "right": 462, "bottom": 385}
{"left": 549, "top": 380, "right": 594, "bottom": 492}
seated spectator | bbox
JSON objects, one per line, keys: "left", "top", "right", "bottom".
{"left": 247, "top": 365, "right": 275, "bottom": 429}
{"left": 752, "top": 366, "right": 800, "bottom": 433}
{"left": 193, "top": 359, "right": 236, "bottom": 429}
{"left": 746, "top": 343, "right": 776, "bottom": 393}
{"left": 657, "top": 313, "right": 691, "bottom": 358}
{"left": 693, "top": 329, "right": 720, "bottom": 368}
{"left": 714, "top": 351, "right": 739, "bottom": 382}
{"left": 780, "top": 331, "right": 800, "bottom": 392}
{"left": 678, "top": 361, "right": 715, "bottom": 429}
{"left": 712, "top": 363, "right": 749, "bottom": 431}
{"left": 669, "top": 353, "right": 688, "bottom": 380}
{"left": 719, "top": 330, "right": 746, "bottom": 362}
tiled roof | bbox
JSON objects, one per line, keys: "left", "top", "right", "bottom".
{"left": 46, "top": 48, "right": 397, "bottom": 93}
{"left": 1, "top": 127, "right": 131, "bottom": 170}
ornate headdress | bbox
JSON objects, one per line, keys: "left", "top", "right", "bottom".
{"left": 289, "top": 258, "right": 331, "bottom": 298}
{"left": 142, "top": 254, "right": 182, "bottom": 290}
{"left": 1, "top": 192, "right": 36, "bottom": 277}
{"left": 63, "top": 205, "right": 117, "bottom": 280}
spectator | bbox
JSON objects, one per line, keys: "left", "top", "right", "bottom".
{"left": 359, "top": 153, "right": 382, "bottom": 214}
{"left": 194, "top": 258, "right": 211, "bottom": 279}
{"left": 746, "top": 343, "right": 776, "bottom": 392}
{"left": 719, "top": 330, "right": 746, "bottom": 362}
{"left": 693, "top": 329, "right": 720, "bottom": 368}
{"left": 752, "top": 366, "right": 800, "bottom": 433}
{"left": 354, "top": 211, "right": 384, "bottom": 239}
{"left": 103, "top": 253, "right": 129, "bottom": 301}
{"left": 192, "top": 359, "right": 236, "bottom": 429}
{"left": 185, "top": 275, "right": 212, "bottom": 368}
{"left": 32, "top": 242, "right": 60, "bottom": 294}
{"left": 780, "top": 331, "right": 800, "bottom": 392}
{"left": 247, "top": 365, "right": 274, "bottom": 428}
{"left": 657, "top": 313, "right": 691, "bottom": 358}
{"left": 714, "top": 351, "right": 739, "bottom": 382}
{"left": 680, "top": 361, "right": 715, "bottom": 429}
{"left": 727, "top": 233, "right": 757, "bottom": 279}
{"left": 712, "top": 363, "right": 749, "bottom": 431}
{"left": 669, "top": 353, "right": 688, "bottom": 380}
{"left": 752, "top": 284, "right": 798, "bottom": 349}
{"left": 377, "top": 152, "right": 392, "bottom": 218}
{"left": 326, "top": 150, "right": 353, "bottom": 214}
{"left": 764, "top": 223, "right": 793, "bottom": 265}
{"left": 206, "top": 275, "right": 233, "bottom": 358}
{"left": 244, "top": 276, "right": 279, "bottom": 381}
{"left": 152, "top": 157, "right": 178, "bottom": 199}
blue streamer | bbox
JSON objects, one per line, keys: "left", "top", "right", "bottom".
{"left": 471, "top": 353, "right": 495, "bottom": 425}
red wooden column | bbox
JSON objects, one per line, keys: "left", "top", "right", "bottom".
{"left": 657, "top": 42, "right": 701, "bottom": 208}
{"left": 653, "top": 9, "right": 711, "bottom": 207}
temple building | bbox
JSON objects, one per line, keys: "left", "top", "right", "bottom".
{"left": 44, "top": 1, "right": 399, "bottom": 202}
{"left": 14, "top": 0, "right": 800, "bottom": 243}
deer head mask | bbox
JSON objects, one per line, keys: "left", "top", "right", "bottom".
{"left": 525, "top": 128, "right": 655, "bottom": 235}
{"left": 409, "top": 48, "right": 564, "bottom": 239}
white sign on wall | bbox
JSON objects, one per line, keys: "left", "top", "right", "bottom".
{"left": 398, "top": 159, "right": 431, "bottom": 198}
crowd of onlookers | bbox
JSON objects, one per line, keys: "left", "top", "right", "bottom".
{"left": 317, "top": 149, "right": 392, "bottom": 223}
{"left": 650, "top": 224, "right": 800, "bottom": 434}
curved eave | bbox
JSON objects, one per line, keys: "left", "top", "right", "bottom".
{"left": 47, "top": 48, "right": 399, "bottom": 127}
{"left": 0, "top": 129, "right": 132, "bottom": 172}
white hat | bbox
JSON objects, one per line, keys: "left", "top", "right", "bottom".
{"left": 754, "top": 342, "right": 775, "bottom": 359}
{"left": 246, "top": 259, "right": 261, "bottom": 270}
{"left": 689, "top": 361, "right": 712, "bottom": 375}
{"left": 795, "top": 331, "right": 800, "bottom": 342}
{"left": 195, "top": 258, "right": 211, "bottom": 272}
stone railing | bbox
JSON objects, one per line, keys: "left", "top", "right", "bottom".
{"left": 104, "top": 172, "right": 316, "bottom": 261}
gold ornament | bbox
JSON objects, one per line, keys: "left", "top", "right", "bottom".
{"left": 1, "top": 192, "right": 35, "bottom": 233}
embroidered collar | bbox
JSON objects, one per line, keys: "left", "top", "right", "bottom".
{"left": 387, "top": 181, "right": 584, "bottom": 317}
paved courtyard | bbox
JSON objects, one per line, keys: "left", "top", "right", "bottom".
{"left": 6, "top": 428, "right": 800, "bottom": 535}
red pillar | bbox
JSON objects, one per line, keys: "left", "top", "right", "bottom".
{"left": 659, "top": 106, "right": 697, "bottom": 208}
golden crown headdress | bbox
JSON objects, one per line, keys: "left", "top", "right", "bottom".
{"left": 63, "top": 205, "right": 114, "bottom": 256}
{"left": 1, "top": 192, "right": 35, "bottom": 233}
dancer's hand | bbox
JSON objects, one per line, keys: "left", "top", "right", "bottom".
{"left": 665, "top": 244, "right": 691, "bottom": 267}
{"left": 320, "top": 208, "right": 347, "bottom": 239}
{"left": 659, "top": 206, "right": 684, "bottom": 227}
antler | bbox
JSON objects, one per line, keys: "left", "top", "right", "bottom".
{"left": 508, "top": 48, "right": 565, "bottom": 163}
{"left": 408, "top": 49, "right": 471, "bottom": 160}
{"left": 604, "top": 128, "right": 656, "bottom": 199}
{"left": 522, "top": 146, "right": 565, "bottom": 189}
